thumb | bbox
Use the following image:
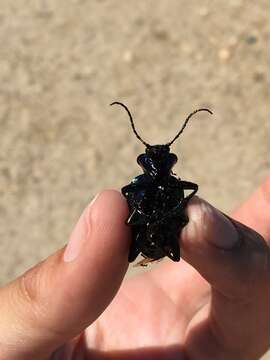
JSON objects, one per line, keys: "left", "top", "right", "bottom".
{"left": 181, "top": 197, "right": 269, "bottom": 300}
{"left": 181, "top": 197, "right": 270, "bottom": 355}
{"left": 0, "top": 190, "right": 130, "bottom": 360}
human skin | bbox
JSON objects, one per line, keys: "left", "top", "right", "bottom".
{"left": 0, "top": 175, "right": 270, "bottom": 360}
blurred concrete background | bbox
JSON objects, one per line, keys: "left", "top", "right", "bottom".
{"left": 0, "top": 0, "right": 269, "bottom": 357}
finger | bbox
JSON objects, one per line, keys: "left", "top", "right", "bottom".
{"left": 233, "top": 173, "right": 270, "bottom": 242}
{"left": 181, "top": 197, "right": 270, "bottom": 356}
{"left": 0, "top": 190, "right": 130, "bottom": 360}
{"left": 181, "top": 197, "right": 270, "bottom": 301}
{"left": 151, "top": 174, "right": 270, "bottom": 322}
{"left": 149, "top": 259, "right": 210, "bottom": 320}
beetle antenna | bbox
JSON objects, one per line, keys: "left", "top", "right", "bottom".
{"left": 110, "top": 101, "right": 150, "bottom": 147}
{"left": 166, "top": 108, "right": 213, "bottom": 146}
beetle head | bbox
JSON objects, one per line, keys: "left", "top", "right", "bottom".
{"left": 146, "top": 144, "right": 170, "bottom": 158}
{"left": 110, "top": 101, "right": 212, "bottom": 176}
{"left": 137, "top": 145, "right": 178, "bottom": 178}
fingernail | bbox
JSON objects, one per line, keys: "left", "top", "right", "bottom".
{"left": 64, "top": 194, "right": 99, "bottom": 262}
{"left": 186, "top": 198, "right": 240, "bottom": 250}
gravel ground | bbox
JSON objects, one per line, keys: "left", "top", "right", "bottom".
{"left": 0, "top": 1, "right": 269, "bottom": 357}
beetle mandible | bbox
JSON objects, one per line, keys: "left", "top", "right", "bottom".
{"left": 111, "top": 101, "right": 212, "bottom": 266}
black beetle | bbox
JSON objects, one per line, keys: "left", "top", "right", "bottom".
{"left": 111, "top": 101, "right": 212, "bottom": 266}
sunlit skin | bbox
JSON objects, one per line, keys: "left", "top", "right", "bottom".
{"left": 68, "top": 186, "right": 270, "bottom": 360}
{"left": 1, "top": 176, "right": 270, "bottom": 360}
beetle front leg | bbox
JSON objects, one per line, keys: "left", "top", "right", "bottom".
{"left": 122, "top": 180, "right": 151, "bottom": 226}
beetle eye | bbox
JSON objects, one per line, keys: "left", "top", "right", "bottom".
{"left": 169, "top": 153, "right": 178, "bottom": 165}
{"left": 164, "top": 145, "right": 170, "bottom": 152}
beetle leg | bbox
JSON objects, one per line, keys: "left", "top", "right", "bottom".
{"left": 128, "top": 232, "right": 142, "bottom": 262}
{"left": 121, "top": 175, "right": 151, "bottom": 199}
{"left": 127, "top": 208, "right": 150, "bottom": 226}
{"left": 122, "top": 180, "right": 151, "bottom": 226}
{"left": 181, "top": 181, "right": 198, "bottom": 202}
{"left": 151, "top": 199, "right": 186, "bottom": 225}
{"left": 135, "top": 254, "right": 153, "bottom": 267}
{"left": 156, "top": 181, "right": 197, "bottom": 224}
{"left": 164, "top": 236, "right": 180, "bottom": 262}
{"left": 178, "top": 212, "right": 189, "bottom": 226}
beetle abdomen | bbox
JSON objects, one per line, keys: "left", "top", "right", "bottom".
{"left": 122, "top": 176, "right": 188, "bottom": 264}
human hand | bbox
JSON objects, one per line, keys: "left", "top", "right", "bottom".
{"left": 1, "top": 177, "right": 270, "bottom": 360}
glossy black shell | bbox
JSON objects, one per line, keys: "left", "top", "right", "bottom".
{"left": 121, "top": 144, "right": 198, "bottom": 265}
